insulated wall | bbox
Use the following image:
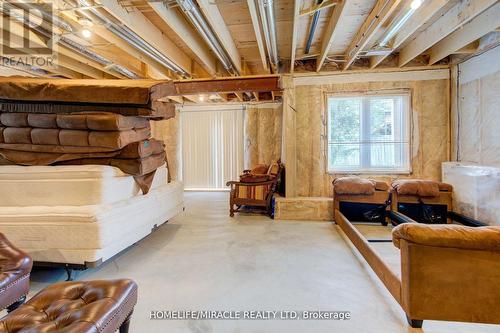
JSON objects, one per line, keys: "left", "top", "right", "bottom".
{"left": 292, "top": 76, "right": 450, "bottom": 197}
{"left": 244, "top": 104, "right": 283, "bottom": 169}
{"left": 452, "top": 46, "right": 500, "bottom": 167}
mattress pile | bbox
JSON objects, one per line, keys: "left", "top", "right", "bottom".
{"left": 0, "top": 78, "right": 177, "bottom": 193}
{"left": 0, "top": 79, "right": 184, "bottom": 266}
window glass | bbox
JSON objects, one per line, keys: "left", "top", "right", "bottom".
{"left": 327, "top": 94, "right": 410, "bottom": 173}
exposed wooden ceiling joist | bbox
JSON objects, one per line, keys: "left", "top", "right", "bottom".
{"left": 90, "top": 25, "right": 171, "bottom": 79}
{"left": 399, "top": 0, "right": 498, "bottom": 67}
{"left": 234, "top": 92, "right": 245, "bottom": 102}
{"left": 290, "top": 0, "right": 301, "bottom": 73}
{"left": 247, "top": 0, "right": 269, "bottom": 72}
{"left": 370, "top": 0, "right": 450, "bottom": 69}
{"left": 344, "top": 0, "right": 403, "bottom": 70}
{"left": 148, "top": 2, "right": 218, "bottom": 76}
{"left": 57, "top": 47, "right": 124, "bottom": 79}
{"left": 300, "top": 0, "right": 339, "bottom": 16}
{"left": 196, "top": 0, "right": 243, "bottom": 74}
{"left": 99, "top": 0, "right": 192, "bottom": 74}
{"left": 316, "top": 0, "right": 347, "bottom": 72}
{"left": 429, "top": 3, "right": 500, "bottom": 65}
{"left": 56, "top": 54, "right": 108, "bottom": 79}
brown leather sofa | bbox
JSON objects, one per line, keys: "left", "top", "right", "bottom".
{"left": 0, "top": 279, "right": 138, "bottom": 333}
{"left": 0, "top": 233, "right": 32, "bottom": 312}
{"left": 0, "top": 233, "right": 138, "bottom": 332}
{"left": 393, "top": 223, "right": 500, "bottom": 327}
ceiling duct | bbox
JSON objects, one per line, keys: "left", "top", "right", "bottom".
{"left": 73, "top": 0, "right": 190, "bottom": 77}
{"left": 175, "top": 0, "right": 239, "bottom": 75}
{"left": 305, "top": 0, "right": 323, "bottom": 54}
{"left": 256, "top": 0, "right": 279, "bottom": 67}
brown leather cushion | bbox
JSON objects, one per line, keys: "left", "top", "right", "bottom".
{"left": 0, "top": 78, "right": 174, "bottom": 105}
{"left": 1, "top": 127, "right": 150, "bottom": 149}
{"left": 0, "top": 140, "right": 164, "bottom": 165}
{"left": 251, "top": 164, "right": 269, "bottom": 175}
{"left": 0, "top": 233, "right": 33, "bottom": 311}
{"left": 333, "top": 176, "right": 388, "bottom": 195}
{"left": 0, "top": 112, "right": 150, "bottom": 131}
{"left": 0, "top": 279, "right": 137, "bottom": 333}
{"left": 57, "top": 151, "right": 166, "bottom": 176}
{"left": 240, "top": 174, "right": 273, "bottom": 183}
{"left": 392, "top": 224, "right": 500, "bottom": 251}
{"left": 117, "top": 139, "right": 164, "bottom": 159}
{"left": 391, "top": 179, "right": 452, "bottom": 197}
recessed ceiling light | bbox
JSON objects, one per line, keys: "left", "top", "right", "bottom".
{"left": 410, "top": 0, "right": 422, "bottom": 10}
{"left": 82, "top": 28, "right": 92, "bottom": 39}
{"left": 199, "top": 95, "right": 205, "bottom": 102}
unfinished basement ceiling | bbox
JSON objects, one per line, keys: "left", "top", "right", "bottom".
{"left": 1, "top": 0, "right": 499, "bottom": 79}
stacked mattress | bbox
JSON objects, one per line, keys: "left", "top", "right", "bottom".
{"left": 0, "top": 79, "right": 178, "bottom": 193}
{"left": 0, "top": 79, "right": 184, "bottom": 266}
{"left": 0, "top": 78, "right": 176, "bottom": 118}
{"left": 0, "top": 164, "right": 184, "bottom": 265}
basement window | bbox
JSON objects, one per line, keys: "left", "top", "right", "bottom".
{"left": 327, "top": 93, "right": 411, "bottom": 174}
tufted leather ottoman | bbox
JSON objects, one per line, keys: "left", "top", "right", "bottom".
{"left": 0, "top": 279, "right": 137, "bottom": 333}
{"left": 0, "top": 233, "right": 32, "bottom": 312}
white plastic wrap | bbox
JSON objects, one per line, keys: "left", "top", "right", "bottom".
{"left": 442, "top": 162, "right": 500, "bottom": 226}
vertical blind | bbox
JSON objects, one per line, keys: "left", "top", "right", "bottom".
{"left": 181, "top": 108, "right": 244, "bottom": 190}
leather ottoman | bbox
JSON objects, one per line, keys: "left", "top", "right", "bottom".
{"left": 0, "top": 279, "right": 138, "bottom": 333}
{"left": 0, "top": 233, "right": 32, "bottom": 312}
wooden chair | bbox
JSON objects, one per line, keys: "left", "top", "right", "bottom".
{"left": 226, "top": 160, "right": 283, "bottom": 218}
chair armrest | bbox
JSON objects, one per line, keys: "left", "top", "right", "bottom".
{"left": 392, "top": 224, "right": 500, "bottom": 251}
{"left": 0, "top": 233, "right": 33, "bottom": 289}
{"left": 226, "top": 180, "right": 276, "bottom": 187}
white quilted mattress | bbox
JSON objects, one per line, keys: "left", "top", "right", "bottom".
{"left": 0, "top": 164, "right": 167, "bottom": 206}
{"left": 0, "top": 181, "right": 184, "bottom": 265}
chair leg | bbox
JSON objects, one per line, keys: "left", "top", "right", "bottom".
{"left": 119, "top": 312, "right": 133, "bottom": 333}
{"left": 7, "top": 295, "right": 26, "bottom": 313}
{"left": 229, "top": 203, "right": 235, "bottom": 217}
{"left": 405, "top": 314, "right": 423, "bottom": 328}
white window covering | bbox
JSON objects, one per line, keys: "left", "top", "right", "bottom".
{"left": 181, "top": 107, "right": 244, "bottom": 190}
{"left": 327, "top": 92, "right": 411, "bottom": 173}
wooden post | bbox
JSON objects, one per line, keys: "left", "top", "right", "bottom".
{"left": 281, "top": 75, "right": 297, "bottom": 197}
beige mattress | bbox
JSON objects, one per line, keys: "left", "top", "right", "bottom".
{"left": 0, "top": 181, "right": 184, "bottom": 265}
{"left": 0, "top": 164, "right": 167, "bottom": 206}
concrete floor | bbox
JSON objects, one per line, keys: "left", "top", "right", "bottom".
{"left": 15, "top": 192, "right": 499, "bottom": 332}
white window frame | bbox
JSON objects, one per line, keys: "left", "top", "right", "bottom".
{"left": 326, "top": 90, "right": 412, "bottom": 174}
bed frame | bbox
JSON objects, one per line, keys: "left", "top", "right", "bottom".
{"left": 334, "top": 182, "right": 488, "bottom": 327}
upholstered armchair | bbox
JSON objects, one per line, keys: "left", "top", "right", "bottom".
{"left": 0, "top": 233, "right": 33, "bottom": 312}
{"left": 392, "top": 223, "right": 500, "bottom": 327}
{"left": 226, "top": 160, "right": 283, "bottom": 218}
